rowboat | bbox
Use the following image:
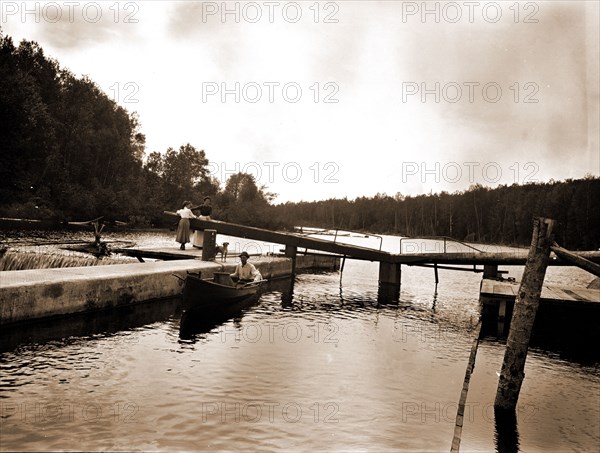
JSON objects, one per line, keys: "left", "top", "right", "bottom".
{"left": 181, "top": 272, "right": 263, "bottom": 312}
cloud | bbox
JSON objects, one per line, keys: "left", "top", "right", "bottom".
{"left": 30, "top": 2, "right": 141, "bottom": 50}
{"left": 165, "top": 2, "right": 246, "bottom": 74}
{"left": 4, "top": 0, "right": 594, "bottom": 203}
{"left": 395, "top": 2, "right": 595, "bottom": 167}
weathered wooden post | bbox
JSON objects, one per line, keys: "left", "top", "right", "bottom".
{"left": 201, "top": 229, "right": 217, "bottom": 261}
{"left": 483, "top": 264, "right": 499, "bottom": 279}
{"left": 285, "top": 245, "right": 297, "bottom": 275}
{"left": 494, "top": 217, "right": 555, "bottom": 410}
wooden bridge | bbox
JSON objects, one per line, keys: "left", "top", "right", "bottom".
{"left": 163, "top": 212, "right": 600, "bottom": 297}
{"left": 165, "top": 212, "right": 600, "bottom": 264}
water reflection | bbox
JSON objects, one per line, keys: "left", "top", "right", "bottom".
{"left": 0, "top": 298, "right": 181, "bottom": 353}
{"left": 494, "top": 407, "right": 520, "bottom": 453}
{"left": 376, "top": 282, "right": 401, "bottom": 304}
{"left": 179, "top": 296, "right": 261, "bottom": 341}
{"left": 178, "top": 277, "right": 299, "bottom": 342}
{"left": 480, "top": 300, "right": 600, "bottom": 366}
{"left": 431, "top": 289, "right": 438, "bottom": 312}
{"left": 280, "top": 275, "right": 295, "bottom": 308}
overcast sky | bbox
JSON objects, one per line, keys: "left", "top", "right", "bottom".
{"left": 2, "top": 1, "right": 598, "bottom": 202}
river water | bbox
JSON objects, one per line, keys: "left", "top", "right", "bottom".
{"left": 0, "top": 230, "right": 598, "bottom": 452}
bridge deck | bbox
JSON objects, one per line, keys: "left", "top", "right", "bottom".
{"left": 165, "top": 213, "right": 600, "bottom": 266}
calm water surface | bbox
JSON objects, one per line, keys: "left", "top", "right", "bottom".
{"left": 0, "top": 230, "right": 598, "bottom": 452}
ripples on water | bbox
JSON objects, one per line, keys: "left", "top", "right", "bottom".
{"left": 1, "top": 230, "right": 599, "bottom": 452}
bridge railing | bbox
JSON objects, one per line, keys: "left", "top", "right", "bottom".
{"left": 296, "top": 227, "right": 384, "bottom": 251}
{"left": 399, "top": 236, "right": 484, "bottom": 254}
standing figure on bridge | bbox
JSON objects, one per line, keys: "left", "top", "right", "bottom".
{"left": 191, "top": 196, "right": 213, "bottom": 248}
{"left": 230, "top": 251, "right": 262, "bottom": 283}
{"left": 175, "top": 201, "right": 196, "bottom": 250}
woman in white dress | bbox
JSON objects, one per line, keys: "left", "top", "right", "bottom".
{"left": 175, "top": 201, "right": 196, "bottom": 250}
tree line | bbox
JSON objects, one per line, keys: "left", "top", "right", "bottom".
{"left": 0, "top": 32, "right": 277, "bottom": 228}
{"left": 1, "top": 32, "right": 598, "bottom": 249}
{"left": 271, "top": 178, "right": 599, "bottom": 250}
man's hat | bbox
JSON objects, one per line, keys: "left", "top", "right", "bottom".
{"left": 239, "top": 251, "right": 250, "bottom": 258}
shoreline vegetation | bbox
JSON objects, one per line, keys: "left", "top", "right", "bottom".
{"left": 1, "top": 31, "right": 598, "bottom": 251}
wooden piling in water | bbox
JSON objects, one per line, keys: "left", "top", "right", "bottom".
{"left": 285, "top": 245, "right": 298, "bottom": 275}
{"left": 494, "top": 217, "right": 555, "bottom": 411}
{"left": 450, "top": 320, "right": 482, "bottom": 453}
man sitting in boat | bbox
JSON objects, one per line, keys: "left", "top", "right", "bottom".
{"left": 230, "top": 251, "right": 262, "bottom": 283}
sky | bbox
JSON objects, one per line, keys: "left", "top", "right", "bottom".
{"left": 1, "top": 1, "right": 598, "bottom": 203}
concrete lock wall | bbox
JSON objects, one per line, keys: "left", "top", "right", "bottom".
{"left": 0, "top": 255, "right": 338, "bottom": 325}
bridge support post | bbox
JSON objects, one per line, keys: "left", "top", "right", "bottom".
{"left": 378, "top": 262, "right": 401, "bottom": 303}
{"left": 483, "top": 264, "right": 503, "bottom": 334}
{"left": 285, "top": 245, "right": 297, "bottom": 275}
{"left": 483, "top": 264, "right": 499, "bottom": 278}
{"left": 495, "top": 218, "right": 554, "bottom": 411}
{"left": 201, "top": 229, "right": 217, "bottom": 261}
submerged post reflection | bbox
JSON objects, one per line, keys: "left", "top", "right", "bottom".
{"left": 494, "top": 407, "right": 520, "bottom": 453}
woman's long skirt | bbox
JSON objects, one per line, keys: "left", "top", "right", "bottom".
{"left": 191, "top": 216, "right": 210, "bottom": 248}
{"left": 191, "top": 230, "right": 204, "bottom": 248}
{"left": 175, "top": 218, "right": 191, "bottom": 244}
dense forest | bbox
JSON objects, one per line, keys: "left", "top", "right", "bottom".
{"left": 1, "top": 32, "right": 598, "bottom": 250}
{"left": 273, "top": 178, "right": 600, "bottom": 250}
{"left": 0, "top": 32, "right": 277, "bottom": 228}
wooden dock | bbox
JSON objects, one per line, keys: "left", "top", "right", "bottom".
{"left": 480, "top": 278, "right": 600, "bottom": 305}
{"left": 479, "top": 278, "right": 600, "bottom": 337}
